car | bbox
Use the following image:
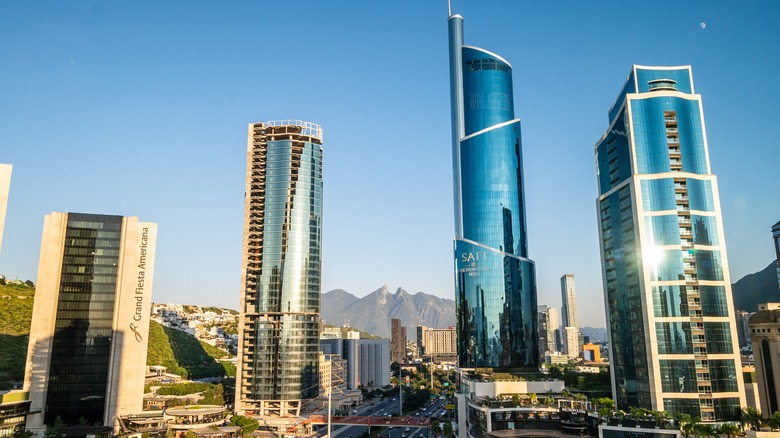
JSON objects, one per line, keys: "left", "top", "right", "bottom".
{"left": 405, "top": 428, "right": 411, "bottom": 432}
{"left": 401, "top": 434, "right": 407, "bottom": 438}
{"left": 352, "top": 409, "right": 358, "bottom": 414}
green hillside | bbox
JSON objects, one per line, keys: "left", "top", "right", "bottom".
{"left": 0, "top": 282, "right": 233, "bottom": 388}
{"left": 146, "top": 320, "right": 234, "bottom": 379}
{"left": 0, "top": 282, "right": 35, "bottom": 389}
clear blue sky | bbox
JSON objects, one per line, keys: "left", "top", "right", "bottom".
{"left": 1, "top": 1, "right": 777, "bottom": 327}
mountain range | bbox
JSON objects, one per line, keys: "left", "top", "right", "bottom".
{"left": 321, "top": 286, "right": 456, "bottom": 339}
{"left": 732, "top": 261, "right": 780, "bottom": 312}
{"left": 321, "top": 260, "right": 780, "bottom": 339}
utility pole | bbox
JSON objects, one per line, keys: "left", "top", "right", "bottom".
{"left": 430, "top": 355, "right": 434, "bottom": 395}
{"left": 399, "top": 368, "right": 403, "bottom": 416}
{"left": 327, "top": 382, "right": 332, "bottom": 438}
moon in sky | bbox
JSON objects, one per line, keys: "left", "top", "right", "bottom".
{"left": 700, "top": 22, "right": 707, "bottom": 29}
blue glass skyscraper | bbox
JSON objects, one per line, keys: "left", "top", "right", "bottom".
{"left": 448, "top": 14, "right": 538, "bottom": 369}
{"left": 596, "top": 66, "right": 745, "bottom": 421}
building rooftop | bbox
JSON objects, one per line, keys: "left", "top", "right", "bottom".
{"left": 750, "top": 308, "right": 780, "bottom": 324}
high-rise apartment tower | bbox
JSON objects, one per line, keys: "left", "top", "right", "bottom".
{"left": 595, "top": 66, "right": 745, "bottom": 421}
{"left": 560, "top": 274, "right": 578, "bottom": 329}
{"left": 448, "top": 13, "right": 538, "bottom": 369}
{"left": 560, "top": 274, "right": 579, "bottom": 357}
{"left": 24, "top": 212, "right": 157, "bottom": 432}
{"left": 391, "top": 318, "right": 406, "bottom": 363}
{"left": 772, "top": 221, "right": 780, "bottom": 291}
{"left": 236, "top": 121, "right": 323, "bottom": 417}
{"left": 0, "top": 163, "right": 11, "bottom": 255}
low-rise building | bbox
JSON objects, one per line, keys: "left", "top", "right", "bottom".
{"left": 0, "top": 390, "right": 33, "bottom": 437}
{"left": 749, "top": 303, "right": 780, "bottom": 416}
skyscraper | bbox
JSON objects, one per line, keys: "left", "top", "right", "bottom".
{"left": 391, "top": 318, "right": 406, "bottom": 363}
{"left": 24, "top": 212, "right": 157, "bottom": 432}
{"left": 448, "top": 13, "right": 538, "bottom": 369}
{"left": 0, "top": 163, "right": 11, "bottom": 255}
{"left": 595, "top": 66, "right": 745, "bottom": 420}
{"left": 236, "top": 121, "right": 323, "bottom": 417}
{"left": 560, "top": 274, "right": 579, "bottom": 357}
{"left": 773, "top": 221, "right": 780, "bottom": 291}
{"left": 560, "top": 274, "right": 578, "bottom": 329}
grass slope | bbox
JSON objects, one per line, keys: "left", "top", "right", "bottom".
{"left": 146, "top": 320, "right": 234, "bottom": 379}
{"left": 0, "top": 283, "right": 34, "bottom": 389}
{"left": 0, "top": 282, "right": 232, "bottom": 388}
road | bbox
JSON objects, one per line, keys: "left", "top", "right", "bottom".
{"left": 317, "top": 396, "right": 451, "bottom": 438}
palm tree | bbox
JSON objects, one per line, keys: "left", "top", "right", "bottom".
{"left": 768, "top": 411, "right": 780, "bottom": 431}
{"left": 676, "top": 413, "right": 693, "bottom": 438}
{"left": 742, "top": 407, "right": 764, "bottom": 431}
{"left": 718, "top": 423, "right": 740, "bottom": 438}
{"left": 697, "top": 423, "right": 716, "bottom": 438}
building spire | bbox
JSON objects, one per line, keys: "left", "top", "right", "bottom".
{"left": 447, "top": 0, "right": 451, "bottom": 16}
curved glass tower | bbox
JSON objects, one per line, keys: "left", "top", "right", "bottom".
{"left": 236, "top": 121, "right": 322, "bottom": 417}
{"left": 448, "top": 14, "right": 538, "bottom": 369}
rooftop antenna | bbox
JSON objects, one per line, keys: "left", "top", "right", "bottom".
{"left": 448, "top": 0, "right": 451, "bottom": 16}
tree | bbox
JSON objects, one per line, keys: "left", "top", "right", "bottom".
{"left": 24, "top": 280, "right": 34, "bottom": 288}
{"left": 768, "top": 411, "right": 780, "bottom": 431}
{"left": 718, "top": 423, "right": 740, "bottom": 438}
{"left": 430, "top": 419, "right": 440, "bottom": 438}
{"left": 442, "top": 421, "right": 454, "bottom": 438}
{"left": 229, "top": 415, "right": 259, "bottom": 437}
{"left": 676, "top": 413, "right": 693, "bottom": 438}
{"left": 742, "top": 407, "right": 764, "bottom": 431}
{"left": 529, "top": 393, "right": 538, "bottom": 406}
{"left": 511, "top": 394, "right": 520, "bottom": 407}
{"left": 13, "top": 430, "right": 34, "bottom": 438}
{"left": 697, "top": 423, "right": 716, "bottom": 438}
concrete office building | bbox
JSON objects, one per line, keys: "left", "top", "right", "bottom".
{"left": 563, "top": 327, "right": 579, "bottom": 360}
{"left": 358, "top": 339, "right": 391, "bottom": 387}
{"left": 320, "top": 339, "right": 359, "bottom": 390}
{"left": 391, "top": 318, "right": 406, "bottom": 364}
{"left": 735, "top": 310, "right": 754, "bottom": 350}
{"left": 595, "top": 66, "right": 745, "bottom": 421}
{"left": 0, "top": 164, "right": 11, "bottom": 255}
{"left": 417, "top": 325, "right": 457, "bottom": 358}
{"left": 448, "top": 11, "right": 538, "bottom": 369}
{"left": 23, "top": 212, "right": 157, "bottom": 433}
{"left": 320, "top": 338, "right": 390, "bottom": 388}
{"left": 236, "top": 121, "right": 323, "bottom": 417}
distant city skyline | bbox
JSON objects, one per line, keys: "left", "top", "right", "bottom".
{"left": 1, "top": 2, "right": 778, "bottom": 328}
